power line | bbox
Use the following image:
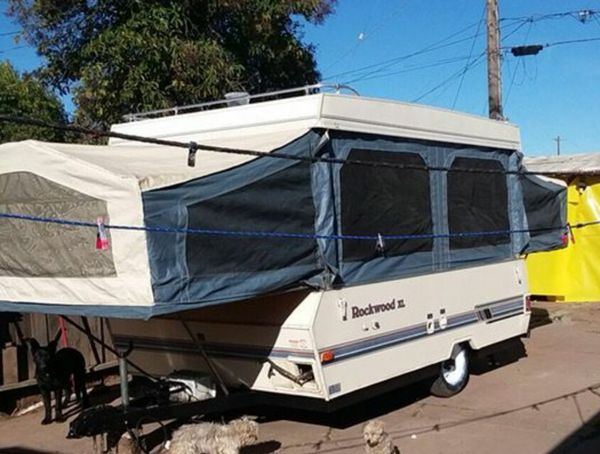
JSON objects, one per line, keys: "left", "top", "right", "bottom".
{"left": 324, "top": 17, "right": 533, "bottom": 86}
{"left": 323, "top": 21, "right": 483, "bottom": 82}
{"left": 500, "top": 9, "right": 599, "bottom": 24}
{"left": 342, "top": 18, "right": 530, "bottom": 100}
{"left": 452, "top": 5, "right": 486, "bottom": 109}
{"left": 546, "top": 36, "right": 600, "bottom": 47}
{"left": 0, "top": 45, "right": 26, "bottom": 54}
{"left": 503, "top": 36, "right": 600, "bottom": 54}
{"left": 0, "top": 30, "right": 20, "bottom": 37}
{"left": 412, "top": 53, "right": 486, "bottom": 103}
{"left": 341, "top": 31, "right": 486, "bottom": 84}
{"left": 342, "top": 54, "right": 478, "bottom": 85}
{"left": 504, "top": 18, "right": 534, "bottom": 110}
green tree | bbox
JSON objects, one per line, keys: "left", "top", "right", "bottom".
{"left": 0, "top": 61, "right": 67, "bottom": 143}
{"left": 8, "top": 0, "right": 336, "bottom": 128}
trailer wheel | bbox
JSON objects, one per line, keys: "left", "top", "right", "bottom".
{"left": 430, "top": 344, "right": 470, "bottom": 397}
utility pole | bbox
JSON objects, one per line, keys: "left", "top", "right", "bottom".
{"left": 486, "top": 0, "right": 504, "bottom": 120}
{"left": 554, "top": 136, "right": 561, "bottom": 156}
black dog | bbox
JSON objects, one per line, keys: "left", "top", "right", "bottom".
{"left": 28, "top": 332, "right": 89, "bottom": 424}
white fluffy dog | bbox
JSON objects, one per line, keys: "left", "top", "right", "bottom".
{"left": 363, "top": 420, "right": 399, "bottom": 454}
{"left": 168, "top": 417, "right": 259, "bottom": 454}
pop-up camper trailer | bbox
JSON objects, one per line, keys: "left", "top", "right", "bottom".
{"left": 0, "top": 87, "right": 566, "bottom": 412}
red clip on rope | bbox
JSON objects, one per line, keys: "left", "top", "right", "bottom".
{"left": 96, "top": 217, "right": 110, "bottom": 250}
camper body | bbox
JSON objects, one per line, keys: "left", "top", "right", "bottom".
{"left": 0, "top": 88, "right": 563, "bottom": 403}
{"left": 110, "top": 259, "right": 529, "bottom": 401}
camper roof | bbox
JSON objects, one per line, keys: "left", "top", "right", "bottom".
{"left": 109, "top": 93, "right": 521, "bottom": 151}
{"left": 2, "top": 128, "right": 305, "bottom": 191}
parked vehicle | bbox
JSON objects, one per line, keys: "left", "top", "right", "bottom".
{"left": 0, "top": 85, "right": 565, "bottom": 416}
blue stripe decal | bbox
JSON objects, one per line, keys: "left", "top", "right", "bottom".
{"left": 334, "top": 324, "right": 428, "bottom": 360}
{"left": 490, "top": 301, "right": 523, "bottom": 318}
{"left": 491, "top": 307, "right": 524, "bottom": 319}
{"left": 321, "top": 299, "right": 524, "bottom": 365}
{"left": 491, "top": 301, "right": 523, "bottom": 312}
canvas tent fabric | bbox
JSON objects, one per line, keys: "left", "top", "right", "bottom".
{"left": 525, "top": 154, "right": 600, "bottom": 302}
{"left": 521, "top": 174, "right": 567, "bottom": 253}
{"left": 0, "top": 130, "right": 566, "bottom": 319}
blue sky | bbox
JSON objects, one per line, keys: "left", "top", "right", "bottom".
{"left": 1, "top": 0, "right": 599, "bottom": 155}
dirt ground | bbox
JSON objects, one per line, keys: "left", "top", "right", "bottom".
{"left": 1, "top": 301, "right": 599, "bottom": 454}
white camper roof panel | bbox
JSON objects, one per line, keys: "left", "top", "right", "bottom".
{"left": 3, "top": 128, "right": 308, "bottom": 190}
{"left": 109, "top": 93, "right": 521, "bottom": 151}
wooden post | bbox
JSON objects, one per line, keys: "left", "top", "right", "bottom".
{"left": 487, "top": 0, "right": 504, "bottom": 120}
{"left": 2, "top": 343, "right": 19, "bottom": 385}
{"left": 82, "top": 316, "right": 102, "bottom": 366}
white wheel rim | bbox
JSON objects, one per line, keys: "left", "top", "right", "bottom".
{"left": 442, "top": 349, "right": 467, "bottom": 386}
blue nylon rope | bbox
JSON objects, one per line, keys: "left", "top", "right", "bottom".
{"left": 0, "top": 212, "right": 573, "bottom": 241}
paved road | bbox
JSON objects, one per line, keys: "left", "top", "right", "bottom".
{"left": 1, "top": 302, "right": 599, "bottom": 454}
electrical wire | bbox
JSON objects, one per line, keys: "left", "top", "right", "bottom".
{"left": 504, "top": 19, "right": 534, "bottom": 110}
{"left": 323, "top": 21, "right": 483, "bottom": 82}
{"left": 411, "top": 53, "right": 486, "bottom": 103}
{"left": 323, "top": 8, "right": 597, "bottom": 85}
{"left": 501, "top": 36, "right": 600, "bottom": 53}
{"left": 341, "top": 31, "right": 486, "bottom": 85}
{"left": 394, "top": 21, "right": 525, "bottom": 106}
{"left": 452, "top": 5, "right": 486, "bottom": 109}
{"left": 325, "top": 16, "right": 531, "bottom": 88}
{"left": 501, "top": 9, "right": 599, "bottom": 24}
{"left": 0, "top": 45, "right": 26, "bottom": 54}
{"left": 545, "top": 36, "right": 600, "bottom": 47}
{"left": 342, "top": 54, "right": 478, "bottom": 85}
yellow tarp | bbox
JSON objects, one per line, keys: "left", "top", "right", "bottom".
{"left": 527, "top": 176, "right": 600, "bottom": 302}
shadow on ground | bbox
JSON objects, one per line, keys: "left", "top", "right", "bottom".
{"left": 549, "top": 408, "right": 600, "bottom": 453}
{"left": 242, "top": 441, "right": 282, "bottom": 454}
{"left": 470, "top": 338, "right": 527, "bottom": 376}
{"left": 530, "top": 306, "right": 553, "bottom": 330}
{"left": 252, "top": 380, "right": 434, "bottom": 430}
{"left": 0, "top": 449, "right": 56, "bottom": 454}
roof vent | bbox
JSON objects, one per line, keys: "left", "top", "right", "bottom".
{"left": 224, "top": 92, "right": 250, "bottom": 107}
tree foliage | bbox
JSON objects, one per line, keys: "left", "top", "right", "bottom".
{"left": 0, "top": 61, "right": 67, "bottom": 143}
{"left": 8, "top": 0, "right": 336, "bottom": 127}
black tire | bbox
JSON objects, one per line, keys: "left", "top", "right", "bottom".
{"left": 430, "top": 344, "right": 470, "bottom": 398}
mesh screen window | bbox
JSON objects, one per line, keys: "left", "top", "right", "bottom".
{"left": 447, "top": 157, "right": 510, "bottom": 249}
{"left": 0, "top": 172, "right": 116, "bottom": 277}
{"left": 186, "top": 162, "right": 317, "bottom": 276}
{"left": 340, "top": 149, "right": 433, "bottom": 261}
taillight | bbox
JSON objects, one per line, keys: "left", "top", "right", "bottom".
{"left": 320, "top": 350, "right": 335, "bottom": 364}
